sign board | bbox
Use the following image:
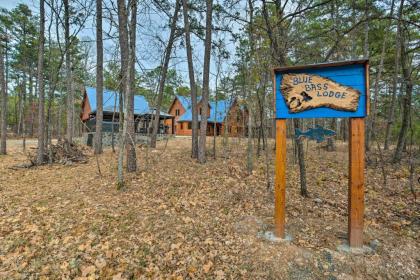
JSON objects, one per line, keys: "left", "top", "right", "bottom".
{"left": 272, "top": 60, "right": 369, "bottom": 249}
{"left": 275, "top": 61, "right": 368, "bottom": 118}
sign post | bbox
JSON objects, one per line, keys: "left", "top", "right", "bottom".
{"left": 273, "top": 60, "right": 369, "bottom": 248}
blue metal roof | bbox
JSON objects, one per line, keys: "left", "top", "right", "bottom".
{"left": 176, "top": 95, "right": 192, "bottom": 110}
{"left": 178, "top": 99, "right": 233, "bottom": 123}
{"left": 86, "top": 86, "right": 149, "bottom": 115}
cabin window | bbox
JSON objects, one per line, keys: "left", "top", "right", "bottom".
{"left": 188, "top": 122, "right": 192, "bottom": 129}
{"left": 175, "top": 109, "right": 180, "bottom": 116}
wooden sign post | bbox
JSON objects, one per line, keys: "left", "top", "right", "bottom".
{"left": 273, "top": 60, "right": 369, "bottom": 248}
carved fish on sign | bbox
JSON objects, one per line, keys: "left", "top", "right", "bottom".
{"left": 281, "top": 73, "right": 361, "bottom": 113}
{"left": 295, "top": 125, "right": 336, "bottom": 143}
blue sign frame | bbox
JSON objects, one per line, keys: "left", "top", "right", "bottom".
{"left": 274, "top": 60, "right": 369, "bottom": 119}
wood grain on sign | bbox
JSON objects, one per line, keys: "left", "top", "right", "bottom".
{"left": 281, "top": 73, "right": 361, "bottom": 113}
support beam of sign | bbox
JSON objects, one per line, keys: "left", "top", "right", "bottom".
{"left": 273, "top": 60, "right": 369, "bottom": 248}
{"left": 348, "top": 118, "right": 365, "bottom": 247}
{"left": 274, "top": 119, "right": 286, "bottom": 238}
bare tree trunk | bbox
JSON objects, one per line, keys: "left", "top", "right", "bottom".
{"left": 150, "top": 0, "right": 180, "bottom": 148}
{"left": 326, "top": 118, "right": 336, "bottom": 151}
{"left": 22, "top": 74, "right": 27, "bottom": 151}
{"left": 29, "top": 72, "right": 35, "bottom": 137}
{"left": 384, "top": 0, "right": 404, "bottom": 150}
{"left": 247, "top": 104, "right": 253, "bottom": 174}
{"left": 182, "top": 0, "right": 198, "bottom": 158}
{"left": 198, "top": 0, "right": 213, "bottom": 164}
{"left": 117, "top": 0, "right": 131, "bottom": 186}
{"left": 365, "top": 0, "right": 394, "bottom": 150}
{"left": 64, "top": 0, "right": 73, "bottom": 144}
{"left": 393, "top": 28, "right": 412, "bottom": 163}
{"left": 126, "top": 0, "right": 137, "bottom": 172}
{"left": 94, "top": 0, "right": 104, "bottom": 154}
{"left": 294, "top": 119, "right": 308, "bottom": 196}
{"left": 213, "top": 52, "right": 221, "bottom": 159}
{"left": 0, "top": 39, "right": 6, "bottom": 155}
{"left": 37, "top": 0, "right": 45, "bottom": 164}
{"left": 17, "top": 78, "right": 23, "bottom": 136}
{"left": 363, "top": 0, "right": 369, "bottom": 58}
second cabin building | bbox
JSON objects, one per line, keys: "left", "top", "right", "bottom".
{"left": 165, "top": 95, "right": 247, "bottom": 137}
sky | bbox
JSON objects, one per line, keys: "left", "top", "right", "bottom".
{"left": 0, "top": 0, "right": 242, "bottom": 92}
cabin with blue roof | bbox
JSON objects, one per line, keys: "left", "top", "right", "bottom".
{"left": 80, "top": 87, "right": 174, "bottom": 145}
{"left": 165, "top": 95, "right": 247, "bottom": 136}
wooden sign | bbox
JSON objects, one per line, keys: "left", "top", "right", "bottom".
{"left": 272, "top": 60, "right": 369, "bottom": 249}
{"left": 275, "top": 60, "right": 368, "bottom": 119}
{"left": 281, "top": 74, "right": 360, "bottom": 113}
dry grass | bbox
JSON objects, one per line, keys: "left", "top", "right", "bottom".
{"left": 0, "top": 137, "right": 418, "bottom": 279}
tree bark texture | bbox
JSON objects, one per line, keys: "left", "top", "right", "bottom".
{"left": 150, "top": 0, "right": 180, "bottom": 148}
{"left": 198, "top": 0, "right": 213, "bottom": 163}
{"left": 64, "top": 0, "right": 73, "bottom": 144}
{"left": 117, "top": 0, "right": 131, "bottom": 185}
{"left": 126, "top": 0, "right": 137, "bottom": 172}
{"left": 0, "top": 40, "right": 7, "bottom": 155}
{"left": 384, "top": 0, "right": 404, "bottom": 150}
{"left": 36, "top": 0, "right": 45, "bottom": 164}
{"left": 94, "top": 0, "right": 104, "bottom": 154}
{"left": 182, "top": 0, "right": 198, "bottom": 158}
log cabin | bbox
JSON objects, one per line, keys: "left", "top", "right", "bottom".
{"left": 165, "top": 95, "right": 246, "bottom": 136}
{"left": 80, "top": 87, "right": 174, "bottom": 145}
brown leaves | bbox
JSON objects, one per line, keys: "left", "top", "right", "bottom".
{"left": 0, "top": 138, "right": 418, "bottom": 279}
{"left": 203, "top": 261, "right": 213, "bottom": 273}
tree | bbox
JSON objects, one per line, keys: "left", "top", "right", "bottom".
{"left": 393, "top": 22, "right": 413, "bottom": 163}
{"left": 150, "top": 0, "right": 181, "bottom": 149}
{"left": 64, "top": 0, "right": 73, "bottom": 144}
{"left": 198, "top": 0, "right": 213, "bottom": 164}
{"left": 384, "top": 0, "right": 404, "bottom": 150}
{"left": 94, "top": 0, "right": 104, "bottom": 155}
{"left": 126, "top": 0, "right": 137, "bottom": 172}
{"left": 36, "top": 0, "right": 45, "bottom": 164}
{"left": 0, "top": 36, "right": 6, "bottom": 155}
{"left": 182, "top": 0, "right": 198, "bottom": 158}
{"left": 116, "top": 0, "right": 133, "bottom": 186}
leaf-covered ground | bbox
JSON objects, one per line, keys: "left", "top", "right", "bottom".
{"left": 0, "top": 137, "right": 418, "bottom": 279}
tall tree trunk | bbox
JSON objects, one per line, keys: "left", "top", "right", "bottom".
{"left": 17, "top": 78, "right": 23, "bottom": 136}
{"left": 182, "top": 0, "right": 198, "bottom": 158}
{"left": 22, "top": 74, "right": 27, "bottom": 151}
{"left": 94, "top": 0, "right": 104, "bottom": 154}
{"left": 64, "top": 0, "right": 73, "bottom": 144}
{"left": 363, "top": 0, "right": 369, "bottom": 58}
{"left": 247, "top": 104, "right": 253, "bottom": 174}
{"left": 392, "top": 28, "right": 412, "bottom": 163}
{"left": 126, "top": 0, "right": 137, "bottom": 172}
{"left": 150, "top": 0, "right": 180, "bottom": 148}
{"left": 117, "top": 0, "right": 131, "bottom": 186}
{"left": 37, "top": 0, "right": 45, "bottom": 164}
{"left": 198, "top": 0, "right": 213, "bottom": 164}
{"left": 213, "top": 53, "right": 221, "bottom": 159}
{"left": 366, "top": 0, "right": 395, "bottom": 150}
{"left": 29, "top": 70, "right": 34, "bottom": 137}
{"left": 384, "top": 0, "right": 404, "bottom": 150}
{"left": 294, "top": 119, "right": 308, "bottom": 196}
{"left": 0, "top": 39, "right": 7, "bottom": 155}
{"left": 326, "top": 118, "right": 336, "bottom": 151}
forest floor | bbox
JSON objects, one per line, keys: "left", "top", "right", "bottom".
{"left": 0, "top": 137, "right": 419, "bottom": 279}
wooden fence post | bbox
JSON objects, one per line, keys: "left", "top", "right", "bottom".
{"left": 275, "top": 119, "right": 286, "bottom": 238}
{"left": 348, "top": 117, "right": 365, "bottom": 247}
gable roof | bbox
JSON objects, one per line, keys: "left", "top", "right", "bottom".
{"left": 176, "top": 95, "right": 192, "bottom": 110}
{"left": 178, "top": 99, "right": 234, "bottom": 123}
{"left": 85, "top": 86, "right": 149, "bottom": 115}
